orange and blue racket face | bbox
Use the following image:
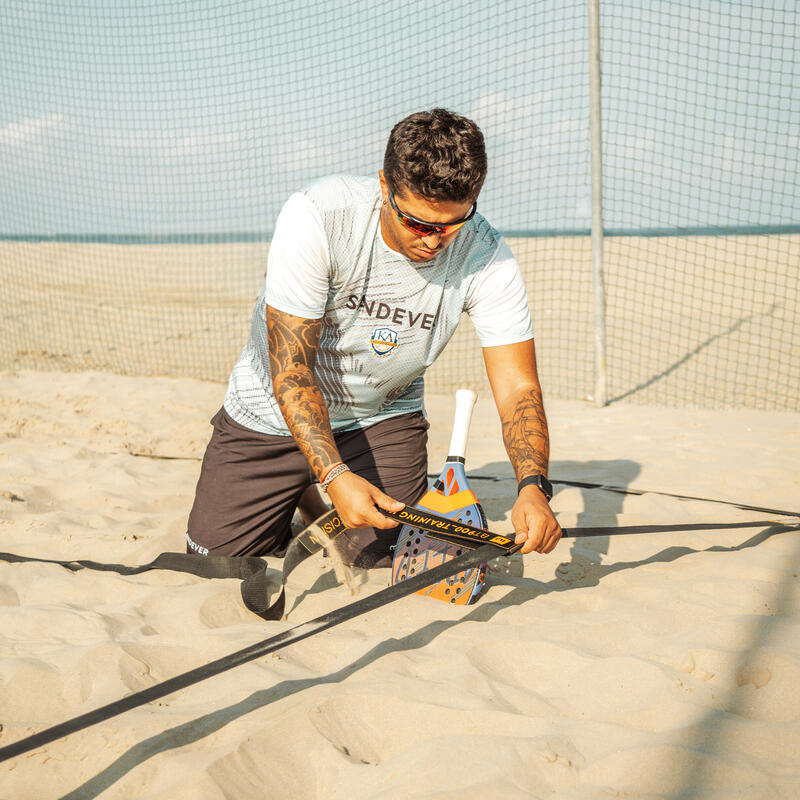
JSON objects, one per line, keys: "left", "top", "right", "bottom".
{"left": 391, "top": 459, "right": 488, "bottom": 605}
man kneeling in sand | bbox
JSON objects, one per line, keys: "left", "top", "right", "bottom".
{"left": 186, "top": 108, "right": 561, "bottom": 566}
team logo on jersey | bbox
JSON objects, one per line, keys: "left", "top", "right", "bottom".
{"left": 370, "top": 327, "right": 399, "bottom": 356}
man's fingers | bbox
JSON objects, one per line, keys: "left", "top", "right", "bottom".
{"left": 532, "top": 525, "right": 561, "bottom": 554}
{"left": 538, "top": 524, "right": 562, "bottom": 554}
{"left": 327, "top": 476, "right": 403, "bottom": 530}
{"left": 370, "top": 491, "right": 404, "bottom": 528}
{"left": 339, "top": 500, "right": 394, "bottom": 530}
{"left": 336, "top": 481, "right": 404, "bottom": 530}
{"left": 374, "top": 492, "right": 404, "bottom": 513}
{"left": 515, "top": 515, "right": 562, "bottom": 555}
{"left": 363, "top": 506, "right": 398, "bottom": 530}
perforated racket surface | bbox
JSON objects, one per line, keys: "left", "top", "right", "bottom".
{"left": 391, "top": 390, "right": 488, "bottom": 605}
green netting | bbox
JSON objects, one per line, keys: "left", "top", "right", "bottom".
{"left": 1, "top": 1, "right": 797, "bottom": 409}
{"left": 598, "top": 2, "right": 799, "bottom": 408}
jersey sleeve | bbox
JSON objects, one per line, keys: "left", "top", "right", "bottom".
{"left": 264, "top": 191, "right": 330, "bottom": 319}
{"left": 464, "top": 238, "right": 534, "bottom": 347}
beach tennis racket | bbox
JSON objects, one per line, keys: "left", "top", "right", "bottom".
{"left": 391, "top": 389, "right": 489, "bottom": 604}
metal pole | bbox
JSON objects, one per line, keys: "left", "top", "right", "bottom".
{"left": 588, "top": 0, "right": 608, "bottom": 406}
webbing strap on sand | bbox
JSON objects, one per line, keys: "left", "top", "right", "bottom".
{"left": 1, "top": 509, "right": 797, "bottom": 762}
{"left": 1, "top": 511, "right": 795, "bottom": 625}
{"left": 0, "top": 542, "right": 504, "bottom": 763}
{"left": 456, "top": 475, "right": 800, "bottom": 519}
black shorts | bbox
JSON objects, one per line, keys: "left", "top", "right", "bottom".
{"left": 185, "top": 407, "right": 429, "bottom": 567}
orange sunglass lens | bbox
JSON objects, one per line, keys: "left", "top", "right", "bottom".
{"left": 398, "top": 216, "right": 466, "bottom": 237}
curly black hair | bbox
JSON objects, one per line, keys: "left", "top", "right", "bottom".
{"left": 383, "top": 108, "right": 487, "bottom": 203}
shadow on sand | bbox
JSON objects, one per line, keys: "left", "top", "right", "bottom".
{"left": 59, "top": 518, "right": 796, "bottom": 799}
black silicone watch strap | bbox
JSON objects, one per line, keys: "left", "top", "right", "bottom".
{"left": 517, "top": 474, "right": 553, "bottom": 501}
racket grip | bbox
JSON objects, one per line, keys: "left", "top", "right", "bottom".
{"left": 448, "top": 389, "right": 478, "bottom": 460}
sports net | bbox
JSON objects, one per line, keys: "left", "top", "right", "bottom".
{"left": 2, "top": 1, "right": 798, "bottom": 410}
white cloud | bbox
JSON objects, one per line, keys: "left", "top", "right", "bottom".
{"left": 113, "top": 130, "right": 242, "bottom": 162}
{"left": 0, "top": 112, "right": 71, "bottom": 147}
{"left": 277, "top": 137, "right": 343, "bottom": 174}
{"left": 0, "top": 113, "right": 74, "bottom": 168}
{"left": 468, "top": 91, "right": 553, "bottom": 139}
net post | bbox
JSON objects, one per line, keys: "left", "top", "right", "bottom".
{"left": 588, "top": 0, "right": 608, "bottom": 407}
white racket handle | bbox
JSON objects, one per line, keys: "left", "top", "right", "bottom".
{"left": 447, "top": 389, "right": 478, "bottom": 461}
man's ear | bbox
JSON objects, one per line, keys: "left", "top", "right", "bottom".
{"left": 378, "top": 170, "right": 388, "bottom": 201}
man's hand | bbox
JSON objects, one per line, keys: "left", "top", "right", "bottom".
{"left": 326, "top": 470, "right": 404, "bottom": 530}
{"left": 511, "top": 484, "right": 562, "bottom": 554}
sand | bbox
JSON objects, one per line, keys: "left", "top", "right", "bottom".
{"left": 2, "top": 234, "right": 799, "bottom": 410}
{"left": 1, "top": 369, "right": 799, "bottom": 799}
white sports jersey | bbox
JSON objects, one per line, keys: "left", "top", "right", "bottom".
{"left": 224, "top": 175, "right": 533, "bottom": 435}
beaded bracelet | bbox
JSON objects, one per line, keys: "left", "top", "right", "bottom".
{"left": 321, "top": 461, "right": 350, "bottom": 491}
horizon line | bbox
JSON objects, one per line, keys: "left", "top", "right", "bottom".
{"left": 2, "top": 224, "right": 799, "bottom": 244}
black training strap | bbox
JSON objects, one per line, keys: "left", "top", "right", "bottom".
{"left": 2, "top": 508, "right": 794, "bottom": 624}
{"left": 240, "top": 509, "right": 343, "bottom": 620}
{"left": 245, "top": 505, "right": 517, "bottom": 619}
{"left": 2, "top": 509, "right": 796, "bottom": 762}
{"left": 0, "top": 506, "right": 509, "bottom": 623}
{"left": 383, "top": 506, "right": 517, "bottom": 549}
{"left": 0, "top": 549, "right": 289, "bottom": 616}
{"left": 0, "top": 549, "right": 265, "bottom": 579}
{"left": 454, "top": 473, "right": 800, "bottom": 520}
{"left": 0, "top": 542, "right": 503, "bottom": 763}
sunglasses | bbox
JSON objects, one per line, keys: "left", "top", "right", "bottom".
{"left": 387, "top": 187, "right": 476, "bottom": 237}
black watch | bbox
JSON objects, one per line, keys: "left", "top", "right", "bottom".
{"left": 517, "top": 474, "right": 553, "bottom": 501}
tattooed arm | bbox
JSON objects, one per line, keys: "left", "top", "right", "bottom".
{"left": 266, "top": 305, "right": 402, "bottom": 529}
{"left": 483, "top": 339, "right": 562, "bottom": 554}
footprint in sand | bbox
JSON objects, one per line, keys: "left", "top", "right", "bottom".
{"left": 670, "top": 650, "right": 718, "bottom": 682}
{"left": 555, "top": 557, "right": 605, "bottom": 587}
{"left": 672, "top": 649, "right": 774, "bottom": 689}
{"left": 555, "top": 561, "right": 586, "bottom": 585}
{"left": 670, "top": 647, "right": 800, "bottom": 722}
{"left": 0, "top": 584, "right": 20, "bottom": 605}
{"left": 736, "top": 663, "right": 772, "bottom": 689}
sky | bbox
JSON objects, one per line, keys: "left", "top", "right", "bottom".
{"left": 1, "top": 0, "right": 797, "bottom": 236}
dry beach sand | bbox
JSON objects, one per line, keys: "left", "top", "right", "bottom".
{"left": 3, "top": 234, "right": 798, "bottom": 409}
{"left": 1, "top": 370, "right": 799, "bottom": 799}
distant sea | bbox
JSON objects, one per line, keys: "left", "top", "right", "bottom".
{"left": 2, "top": 225, "right": 799, "bottom": 244}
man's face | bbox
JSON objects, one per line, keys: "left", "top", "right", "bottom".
{"left": 378, "top": 171, "right": 475, "bottom": 264}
